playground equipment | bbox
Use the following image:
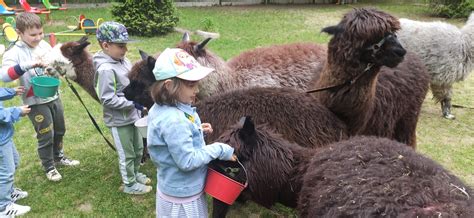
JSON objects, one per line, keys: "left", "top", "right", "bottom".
{"left": 42, "top": 0, "right": 67, "bottom": 10}
{"left": 2, "top": 23, "right": 18, "bottom": 44}
{"left": 0, "top": 0, "right": 15, "bottom": 11}
{"left": 48, "top": 15, "right": 104, "bottom": 46}
{"left": 20, "top": 0, "right": 50, "bottom": 14}
{"left": 0, "top": 4, "right": 14, "bottom": 15}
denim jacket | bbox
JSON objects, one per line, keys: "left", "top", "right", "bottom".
{"left": 147, "top": 102, "right": 234, "bottom": 197}
{"left": 0, "top": 88, "right": 21, "bottom": 145}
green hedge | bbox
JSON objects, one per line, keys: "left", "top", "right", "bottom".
{"left": 429, "top": 0, "right": 473, "bottom": 18}
{"left": 111, "top": 0, "right": 179, "bottom": 37}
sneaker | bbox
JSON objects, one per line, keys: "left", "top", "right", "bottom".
{"left": 136, "top": 172, "right": 152, "bottom": 185}
{"left": 11, "top": 188, "right": 28, "bottom": 202}
{"left": 46, "top": 168, "right": 62, "bottom": 182}
{"left": 123, "top": 183, "right": 152, "bottom": 195}
{"left": 0, "top": 203, "right": 31, "bottom": 217}
{"left": 55, "top": 157, "right": 80, "bottom": 167}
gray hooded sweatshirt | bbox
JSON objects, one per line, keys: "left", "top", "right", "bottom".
{"left": 93, "top": 51, "right": 140, "bottom": 127}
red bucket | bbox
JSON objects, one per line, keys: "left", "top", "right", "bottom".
{"left": 204, "top": 160, "right": 247, "bottom": 205}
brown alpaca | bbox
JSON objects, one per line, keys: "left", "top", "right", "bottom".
{"left": 196, "top": 87, "right": 348, "bottom": 148}
{"left": 311, "top": 8, "right": 429, "bottom": 148}
{"left": 211, "top": 117, "right": 473, "bottom": 218}
{"left": 60, "top": 37, "right": 99, "bottom": 102}
{"left": 176, "top": 33, "right": 327, "bottom": 99}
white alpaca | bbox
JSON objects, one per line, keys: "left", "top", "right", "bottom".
{"left": 32, "top": 43, "right": 76, "bottom": 80}
{"left": 397, "top": 13, "right": 474, "bottom": 119}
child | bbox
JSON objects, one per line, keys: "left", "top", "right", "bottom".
{"left": 0, "top": 86, "right": 31, "bottom": 216}
{"left": 93, "top": 21, "right": 151, "bottom": 194}
{"left": 148, "top": 48, "right": 236, "bottom": 217}
{"left": 1, "top": 12, "right": 79, "bottom": 182}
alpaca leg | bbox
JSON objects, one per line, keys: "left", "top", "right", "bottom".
{"left": 211, "top": 198, "right": 230, "bottom": 218}
{"left": 394, "top": 117, "right": 417, "bottom": 149}
{"left": 431, "top": 83, "right": 455, "bottom": 119}
{"left": 441, "top": 98, "right": 455, "bottom": 120}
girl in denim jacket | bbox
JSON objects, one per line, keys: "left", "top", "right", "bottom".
{"left": 147, "top": 48, "right": 236, "bottom": 217}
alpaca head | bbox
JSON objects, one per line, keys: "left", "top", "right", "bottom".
{"left": 123, "top": 50, "right": 156, "bottom": 108}
{"left": 177, "top": 32, "right": 229, "bottom": 99}
{"left": 33, "top": 43, "right": 75, "bottom": 79}
{"left": 322, "top": 8, "right": 406, "bottom": 68}
{"left": 213, "top": 116, "right": 296, "bottom": 207}
{"left": 60, "top": 36, "right": 91, "bottom": 66}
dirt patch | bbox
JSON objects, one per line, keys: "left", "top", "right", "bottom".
{"left": 78, "top": 202, "right": 93, "bottom": 213}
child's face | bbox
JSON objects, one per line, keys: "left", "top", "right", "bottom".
{"left": 178, "top": 80, "right": 199, "bottom": 104}
{"left": 102, "top": 42, "right": 128, "bottom": 60}
{"left": 18, "top": 27, "right": 44, "bottom": 48}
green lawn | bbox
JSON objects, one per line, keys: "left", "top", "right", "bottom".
{"left": 0, "top": 3, "right": 472, "bottom": 217}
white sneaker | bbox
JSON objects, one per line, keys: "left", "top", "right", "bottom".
{"left": 46, "top": 168, "right": 62, "bottom": 182}
{"left": 123, "top": 183, "right": 152, "bottom": 195}
{"left": 136, "top": 172, "right": 152, "bottom": 185}
{"left": 55, "top": 157, "right": 80, "bottom": 167}
{"left": 0, "top": 203, "right": 31, "bottom": 217}
{"left": 11, "top": 188, "right": 28, "bottom": 202}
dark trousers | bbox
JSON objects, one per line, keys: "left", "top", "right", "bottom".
{"left": 27, "top": 98, "right": 66, "bottom": 172}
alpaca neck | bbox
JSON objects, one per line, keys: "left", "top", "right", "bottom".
{"left": 197, "top": 55, "right": 234, "bottom": 99}
{"left": 315, "top": 59, "right": 381, "bottom": 135}
{"left": 278, "top": 146, "right": 317, "bottom": 208}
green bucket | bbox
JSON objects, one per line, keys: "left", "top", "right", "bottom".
{"left": 31, "top": 77, "right": 60, "bottom": 98}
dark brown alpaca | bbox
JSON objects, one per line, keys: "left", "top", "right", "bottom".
{"left": 196, "top": 87, "right": 348, "bottom": 148}
{"left": 298, "top": 136, "right": 473, "bottom": 217}
{"left": 311, "top": 8, "right": 429, "bottom": 148}
{"left": 60, "top": 37, "right": 99, "bottom": 102}
{"left": 212, "top": 117, "right": 473, "bottom": 218}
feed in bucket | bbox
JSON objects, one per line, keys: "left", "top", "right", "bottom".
{"left": 134, "top": 116, "right": 148, "bottom": 138}
{"left": 31, "top": 76, "right": 60, "bottom": 98}
{"left": 204, "top": 159, "right": 247, "bottom": 205}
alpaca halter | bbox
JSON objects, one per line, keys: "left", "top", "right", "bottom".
{"left": 306, "top": 34, "right": 391, "bottom": 94}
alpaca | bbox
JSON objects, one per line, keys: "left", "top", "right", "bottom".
{"left": 60, "top": 36, "right": 99, "bottom": 102}
{"left": 397, "top": 13, "right": 474, "bottom": 119}
{"left": 177, "top": 33, "right": 327, "bottom": 99}
{"left": 33, "top": 43, "right": 76, "bottom": 80}
{"left": 298, "top": 136, "right": 474, "bottom": 217}
{"left": 311, "top": 8, "right": 430, "bottom": 148}
{"left": 211, "top": 117, "right": 473, "bottom": 217}
{"left": 196, "top": 87, "right": 348, "bottom": 147}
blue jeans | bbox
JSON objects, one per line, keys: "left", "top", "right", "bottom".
{"left": 0, "top": 140, "right": 19, "bottom": 211}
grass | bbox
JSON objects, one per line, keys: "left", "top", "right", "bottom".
{"left": 0, "top": 2, "right": 472, "bottom": 217}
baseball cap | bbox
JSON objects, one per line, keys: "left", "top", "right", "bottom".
{"left": 153, "top": 48, "right": 214, "bottom": 81}
{"left": 96, "top": 21, "right": 135, "bottom": 43}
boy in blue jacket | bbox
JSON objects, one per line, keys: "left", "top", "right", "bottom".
{"left": 0, "top": 86, "right": 31, "bottom": 216}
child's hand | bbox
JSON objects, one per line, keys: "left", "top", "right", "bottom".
{"left": 201, "top": 123, "right": 213, "bottom": 134}
{"left": 19, "top": 105, "right": 31, "bottom": 116}
{"left": 14, "top": 86, "right": 25, "bottom": 96}
{"left": 21, "top": 61, "right": 47, "bottom": 71}
{"left": 230, "top": 154, "right": 237, "bottom": 162}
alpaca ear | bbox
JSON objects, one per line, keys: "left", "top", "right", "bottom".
{"left": 321, "top": 25, "right": 344, "bottom": 35}
{"left": 182, "top": 32, "right": 190, "bottom": 42}
{"left": 146, "top": 56, "right": 156, "bottom": 72}
{"left": 139, "top": 50, "right": 149, "bottom": 61}
{"left": 194, "top": 38, "right": 211, "bottom": 52}
{"left": 238, "top": 116, "right": 257, "bottom": 147}
{"left": 73, "top": 39, "right": 90, "bottom": 54}
{"left": 78, "top": 36, "right": 88, "bottom": 43}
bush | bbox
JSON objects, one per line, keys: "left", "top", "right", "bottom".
{"left": 111, "top": 0, "right": 179, "bottom": 37}
{"left": 429, "top": 0, "right": 474, "bottom": 18}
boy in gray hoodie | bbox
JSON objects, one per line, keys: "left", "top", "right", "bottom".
{"left": 1, "top": 12, "right": 79, "bottom": 182}
{"left": 93, "top": 21, "right": 152, "bottom": 195}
